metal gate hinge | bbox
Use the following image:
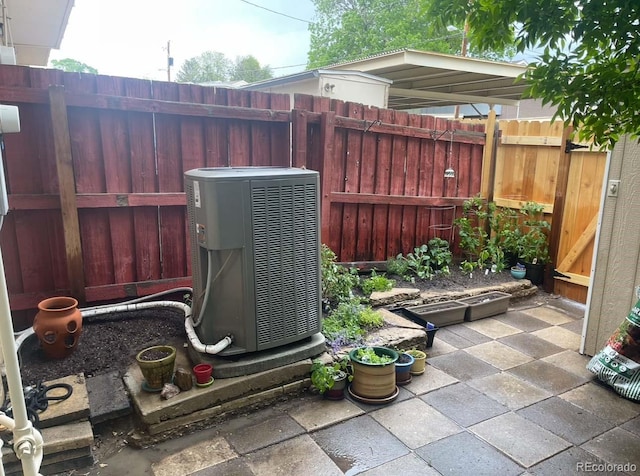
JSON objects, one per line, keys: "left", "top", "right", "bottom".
{"left": 565, "top": 140, "right": 589, "bottom": 153}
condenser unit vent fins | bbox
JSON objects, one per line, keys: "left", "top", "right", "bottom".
{"left": 252, "top": 183, "right": 318, "bottom": 346}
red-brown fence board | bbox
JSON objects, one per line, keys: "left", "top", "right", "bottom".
{"left": 356, "top": 106, "right": 379, "bottom": 261}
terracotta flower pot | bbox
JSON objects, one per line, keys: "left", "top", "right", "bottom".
{"left": 33, "top": 296, "right": 83, "bottom": 359}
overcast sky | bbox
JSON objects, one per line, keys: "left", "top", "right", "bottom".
{"left": 49, "top": 0, "right": 316, "bottom": 80}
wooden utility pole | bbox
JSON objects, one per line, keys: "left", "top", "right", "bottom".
{"left": 166, "top": 40, "right": 173, "bottom": 82}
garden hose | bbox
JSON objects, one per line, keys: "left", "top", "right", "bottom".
{"left": 1, "top": 381, "right": 73, "bottom": 428}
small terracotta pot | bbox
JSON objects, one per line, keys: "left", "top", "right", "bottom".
{"left": 193, "top": 363, "right": 213, "bottom": 384}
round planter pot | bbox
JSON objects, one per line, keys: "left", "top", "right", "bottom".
{"left": 510, "top": 266, "right": 526, "bottom": 279}
{"left": 193, "top": 363, "right": 213, "bottom": 385}
{"left": 349, "top": 347, "right": 398, "bottom": 400}
{"left": 524, "top": 262, "right": 545, "bottom": 285}
{"left": 136, "top": 345, "right": 177, "bottom": 391}
{"left": 395, "top": 353, "right": 415, "bottom": 385}
{"left": 406, "top": 350, "right": 427, "bottom": 375}
{"left": 324, "top": 371, "right": 348, "bottom": 400}
{"left": 33, "top": 296, "right": 83, "bottom": 359}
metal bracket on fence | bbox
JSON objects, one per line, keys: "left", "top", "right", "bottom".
{"left": 363, "top": 119, "right": 381, "bottom": 133}
{"left": 433, "top": 129, "right": 452, "bottom": 141}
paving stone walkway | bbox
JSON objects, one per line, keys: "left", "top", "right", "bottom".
{"left": 79, "top": 299, "right": 640, "bottom": 476}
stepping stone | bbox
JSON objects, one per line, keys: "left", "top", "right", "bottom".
{"left": 38, "top": 373, "right": 90, "bottom": 429}
{"left": 1, "top": 420, "right": 94, "bottom": 475}
{"left": 86, "top": 371, "right": 131, "bottom": 425}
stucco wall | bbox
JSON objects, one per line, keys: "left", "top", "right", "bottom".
{"left": 584, "top": 136, "right": 640, "bottom": 355}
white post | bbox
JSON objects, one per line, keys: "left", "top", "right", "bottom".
{"left": 0, "top": 247, "right": 43, "bottom": 476}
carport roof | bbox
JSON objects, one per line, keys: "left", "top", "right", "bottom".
{"left": 325, "top": 49, "right": 529, "bottom": 109}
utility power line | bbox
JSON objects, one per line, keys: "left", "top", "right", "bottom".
{"left": 237, "top": 0, "right": 313, "bottom": 24}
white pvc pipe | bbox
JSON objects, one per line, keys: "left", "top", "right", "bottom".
{"left": 0, "top": 247, "right": 43, "bottom": 476}
{"left": 184, "top": 318, "right": 233, "bottom": 354}
{"left": 14, "top": 299, "right": 233, "bottom": 358}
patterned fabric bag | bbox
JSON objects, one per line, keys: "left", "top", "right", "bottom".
{"left": 587, "top": 298, "right": 640, "bottom": 402}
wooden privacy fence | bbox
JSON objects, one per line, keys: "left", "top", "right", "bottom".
{"left": 0, "top": 66, "right": 291, "bottom": 327}
{"left": 3, "top": 65, "right": 603, "bottom": 321}
{"left": 292, "top": 95, "right": 486, "bottom": 262}
{"left": 0, "top": 66, "right": 487, "bottom": 327}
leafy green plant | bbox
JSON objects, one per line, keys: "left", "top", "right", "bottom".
{"left": 360, "top": 270, "right": 394, "bottom": 296}
{"left": 310, "top": 357, "right": 352, "bottom": 394}
{"left": 490, "top": 206, "right": 523, "bottom": 263}
{"left": 321, "top": 300, "right": 384, "bottom": 349}
{"left": 351, "top": 347, "right": 394, "bottom": 364}
{"left": 386, "top": 240, "right": 452, "bottom": 282}
{"left": 427, "top": 238, "right": 452, "bottom": 274}
{"left": 386, "top": 255, "right": 410, "bottom": 278}
{"left": 454, "top": 195, "right": 495, "bottom": 270}
{"left": 518, "top": 201, "right": 551, "bottom": 264}
{"left": 321, "top": 244, "right": 359, "bottom": 306}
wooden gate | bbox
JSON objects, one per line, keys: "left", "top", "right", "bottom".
{"left": 491, "top": 120, "right": 607, "bottom": 303}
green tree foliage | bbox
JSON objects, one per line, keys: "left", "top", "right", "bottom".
{"left": 431, "top": 0, "right": 640, "bottom": 148}
{"left": 50, "top": 58, "right": 98, "bottom": 74}
{"left": 175, "top": 51, "right": 231, "bottom": 83}
{"left": 176, "top": 51, "right": 273, "bottom": 84}
{"left": 230, "top": 55, "right": 273, "bottom": 83}
{"left": 307, "top": 0, "right": 514, "bottom": 68}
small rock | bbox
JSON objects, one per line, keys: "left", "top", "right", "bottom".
{"left": 160, "top": 383, "right": 180, "bottom": 400}
{"left": 174, "top": 367, "right": 193, "bottom": 391}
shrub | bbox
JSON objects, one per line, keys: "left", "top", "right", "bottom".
{"left": 321, "top": 300, "right": 384, "bottom": 349}
{"left": 386, "top": 239, "right": 452, "bottom": 282}
{"left": 321, "top": 244, "right": 359, "bottom": 306}
{"left": 360, "top": 270, "right": 394, "bottom": 296}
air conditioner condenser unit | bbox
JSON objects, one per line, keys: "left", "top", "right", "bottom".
{"left": 185, "top": 167, "right": 322, "bottom": 356}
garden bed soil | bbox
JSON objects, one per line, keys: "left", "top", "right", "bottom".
{"left": 17, "top": 267, "right": 523, "bottom": 386}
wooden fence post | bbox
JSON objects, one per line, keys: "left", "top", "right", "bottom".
{"left": 319, "top": 111, "right": 335, "bottom": 245}
{"left": 544, "top": 125, "right": 574, "bottom": 293}
{"left": 481, "top": 109, "right": 497, "bottom": 199}
{"left": 291, "top": 109, "right": 307, "bottom": 168}
{"left": 49, "top": 85, "right": 86, "bottom": 303}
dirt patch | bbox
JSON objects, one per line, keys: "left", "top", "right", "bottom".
{"left": 19, "top": 308, "right": 187, "bottom": 386}
{"left": 17, "top": 267, "right": 527, "bottom": 385}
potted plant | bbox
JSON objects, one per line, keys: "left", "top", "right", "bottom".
{"left": 405, "top": 349, "right": 427, "bottom": 375}
{"left": 517, "top": 201, "right": 551, "bottom": 285}
{"left": 395, "top": 352, "right": 415, "bottom": 385}
{"left": 310, "top": 357, "right": 352, "bottom": 400}
{"left": 490, "top": 206, "right": 522, "bottom": 269}
{"left": 135, "top": 345, "right": 177, "bottom": 392}
{"left": 454, "top": 195, "right": 496, "bottom": 271}
{"left": 348, "top": 346, "right": 398, "bottom": 403}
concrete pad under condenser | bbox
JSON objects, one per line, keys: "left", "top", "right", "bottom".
{"left": 188, "top": 333, "right": 326, "bottom": 378}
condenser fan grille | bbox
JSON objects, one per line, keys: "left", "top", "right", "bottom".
{"left": 252, "top": 183, "right": 319, "bottom": 346}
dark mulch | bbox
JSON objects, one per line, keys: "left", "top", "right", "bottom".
{"left": 18, "top": 308, "right": 187, "bottom": 386}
